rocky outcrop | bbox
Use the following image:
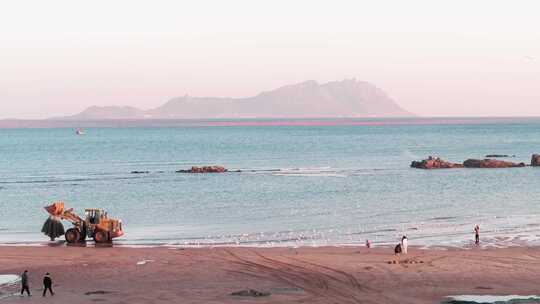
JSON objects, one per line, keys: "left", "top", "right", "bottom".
{"left": 463, "top": 159, "right": 526, "bottom": 168}
{"left": 131, "top": 171, "right": 150, "bottom": 174}
{"left": 176, "top": 166, "right": 228, "bottom": 173}
{"left": 410, "top": 157, "right": 463, "bottom": 169}
{"left": 411, "top": 156, "right": 530, "bottom": 169}
{"left": 532, "top": 154, "right": 540, "bottom": 166}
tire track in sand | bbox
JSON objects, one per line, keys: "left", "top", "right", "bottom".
{"left": 222, "top": 249, "right": 382, "bottom": 304}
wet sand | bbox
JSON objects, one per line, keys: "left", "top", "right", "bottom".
{"left": 1, "top": 245, "right": 540, "bottom": 303}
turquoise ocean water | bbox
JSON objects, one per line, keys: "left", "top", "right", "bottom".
{"left": 1, "top": 118, "right": 540, "bottom": 248}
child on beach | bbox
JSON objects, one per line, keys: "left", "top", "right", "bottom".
{"left": 366, "top": 239, "right": 371, "bottom": 248}
{"left": 474, "top": 225, "right": 480, "bottom": 245}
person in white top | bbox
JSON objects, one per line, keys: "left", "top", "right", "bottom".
{"left": 401, "top": 235, "right": 408, "bottom": 254}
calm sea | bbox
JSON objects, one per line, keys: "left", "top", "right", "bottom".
{"left": 1, "top": 118, "right": 540, "bottom": 248}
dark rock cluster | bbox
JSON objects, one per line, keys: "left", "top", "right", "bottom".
{"left": 412, "top": 155, "right": 534, "bottom": 169}
{"left": 532, "top": 154, "right": 540, "bottom": 166}
{"left": 463, "top": 159, "right": 525, "bottom": 168}
{"left": 176, "top": 166, "right": 228, "bottom": 173}
{"left": 410, "top": 156, "right": 463, "bottom": 169}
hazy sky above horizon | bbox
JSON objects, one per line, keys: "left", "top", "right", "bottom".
{"left": 1, "top": 0, "right": 539, "bottom": 119}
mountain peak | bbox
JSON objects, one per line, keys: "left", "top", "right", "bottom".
{"left": 298, "top": 80, "right": 319, "bottom": 86}
{"left": 65, "top": 79, "right": 413, "bottom": 120}
{"left": 65, "top": 105, "right": 146, "bottom": 120}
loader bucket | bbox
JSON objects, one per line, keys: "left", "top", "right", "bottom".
{"left": 44, "top": 202, "right": 65, "bottom": 216}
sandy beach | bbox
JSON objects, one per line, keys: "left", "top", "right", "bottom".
{"left": 1, "top": 245, "right": 539, "bottom": 304}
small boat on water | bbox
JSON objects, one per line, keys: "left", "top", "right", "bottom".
{"left": 76, "top": 129, "right": 86, "bottom": 135}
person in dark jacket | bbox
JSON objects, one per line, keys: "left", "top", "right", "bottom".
{"left": 20, "top": 270, "right": 31, "bottom": 296}
{"left": 42, "top": 273, "right": 54, "bottom": 297}
{"left": 394, "top": 243, "right": 402, "bottom": 255}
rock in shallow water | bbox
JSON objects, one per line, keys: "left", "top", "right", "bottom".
{"left": 485, "top": 154, "right": 513, "bottom": 158}
{"left": 131, "top": 171, "right": 150, "bottom": 174}
{"left": 411, "top": 156, "right": 463, "bottom": 169}
{"left": 531, "top": 154, "right": 540, "bottom": 166}
{"left": 463, "top": 159, "right": 526, "bottom": 168}
{"left": 176, "top": 166, "right": 228, "bottom": 173}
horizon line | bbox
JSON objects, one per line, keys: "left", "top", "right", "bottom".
{"left": 1, "top": 116, "right": 540, "bottom": 129}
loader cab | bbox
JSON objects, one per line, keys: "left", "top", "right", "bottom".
{"left": 85, "top": 208, "right": 104, "bottom": 225}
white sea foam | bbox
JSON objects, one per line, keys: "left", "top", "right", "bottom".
{"left": 0, "top": 275, "right": 20, "bottom": 286}
{"left": 444, "top": 295, "right": 540, "bottom": 303}
{"left": 273, "top": 173, "right": 347, "bottom": 178}
{"left": 272, "top": 167, "right": 347, "bottom": 177}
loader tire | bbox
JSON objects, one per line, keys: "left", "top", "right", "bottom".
{"left": 65, "top": 228, "right": 81, "bottom": 243}
{"left": 93, "top": 230, "right": 109, "bottom": 243}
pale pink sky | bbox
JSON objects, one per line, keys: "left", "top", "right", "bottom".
{"left": 1, "top": 0, "right": 539, "bottom": 119}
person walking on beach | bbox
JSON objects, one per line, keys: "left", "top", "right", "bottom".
{"left": 42, "top": 273, "right": 54, "bottom": 297}
{"left": 401, "top": 235, "right": 408, "bottom": 254}
{"left": 366, "top": 239, "right": 372, "bottom": 248}
{"left": 474, "top": 225, "right": 480, "bottom": 245}
{"left": 20, "top": 270, "right": 31, "bottom": 296}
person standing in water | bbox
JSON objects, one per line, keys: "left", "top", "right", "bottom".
{"left": 42, "top": 273, "right": 54, "bottom": 297}
{"left": 20, "top": 270, "right": 31, "bottom": 296}
{"left": 474, "top": 225, "right": 480, "bottom": 245}
{"left": 401, "top": 235, "right": 408, "bottom": 254}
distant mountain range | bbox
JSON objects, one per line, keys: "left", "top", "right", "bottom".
{"left": 61, "top": 79, "right": 413, "bottom": 120}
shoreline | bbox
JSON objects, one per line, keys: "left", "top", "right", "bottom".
{"left": 2, "top": 245, "right": 540, "bottom": 303}
{"left": 0, "top": 229, "right": 536, "bottom": 250}
{"left": 0, "top": 240, "right": 523, "bottom": 250}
